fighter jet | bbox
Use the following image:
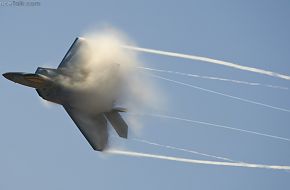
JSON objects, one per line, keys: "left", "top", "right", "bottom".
{"left": 2, "top": 37, "right": 128, "bottom": 151}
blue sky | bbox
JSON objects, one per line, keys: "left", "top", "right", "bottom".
{"left": 1, "top": 0, "right": 290, "bottom": 189}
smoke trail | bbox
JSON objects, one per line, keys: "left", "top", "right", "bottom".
{"left": 123, "top": 45, "right": 290, "bottom": 81}
{"left": 149, "top": 74, "right": 290, "bottom": 113}
{"left": 138, "top": 66, "right": 288, "bottom": 90}
{"left": 132, "top": 138, "right": 237, "bottom": 162}
{"left": 106, "top": 149, "right": 290, "bottom": 171}
{"left": 128, "top": 113, "right": 290, "bottom": 142}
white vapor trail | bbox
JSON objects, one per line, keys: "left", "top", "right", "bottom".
{"left": 123, "top": 45, "right": 290, "bottom": 81}
{"left": 106, "top": 149, "right": 290, "bottom": 171}
{"left": 149, "top": 74, "right": 290, "bottom": 113}
{"left": 128, "top": 113, "right": 290, "bottom": 142}
{"left": 137, "top": 66, "right": 288, "bottom": 90}
{"left": 132, "top": 138, "right": 237, "bottom": 162}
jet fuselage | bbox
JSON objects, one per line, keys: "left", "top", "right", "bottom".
{"left": 2, "top": 37, "right": 128, "bottom": 151}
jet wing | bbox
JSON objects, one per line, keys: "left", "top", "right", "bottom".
{"left": 63, "top": 106, "right": 108, "bottom": 151}
{"left": 58, "top": 37, "right": 89, "bottom": 69}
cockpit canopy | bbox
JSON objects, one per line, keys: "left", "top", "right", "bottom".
{"left": 35, "top": 67, "right": 60, "bottom": 78}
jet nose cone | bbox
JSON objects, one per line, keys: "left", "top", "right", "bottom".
{"left": 2, "top": 72, "right": 14, "bottom": 81}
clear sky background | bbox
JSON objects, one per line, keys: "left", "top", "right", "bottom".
{"left": 1, "top": 0, "right": 290, "bottom": 189}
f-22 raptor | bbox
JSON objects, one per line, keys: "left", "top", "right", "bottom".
{"left": 2, "top": 37, "right": 128, "bottom": 151}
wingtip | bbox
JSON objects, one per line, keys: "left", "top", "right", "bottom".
{"left": 78, "top": 36, "right": 86, "bottom": 41}
{"left": 112, "top": 107, "right": 127, "bottom": 112}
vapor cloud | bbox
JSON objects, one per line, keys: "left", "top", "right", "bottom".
{"left": 57, "top": 28, "right": 164, "bottom": 132}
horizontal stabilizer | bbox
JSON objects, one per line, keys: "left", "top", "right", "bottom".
{"left": 105, "top": 111, "right": 128, "bottom": 138}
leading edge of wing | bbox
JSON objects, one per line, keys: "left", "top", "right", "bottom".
{"left": 58, "top": 37, "right": 86, "bottom": 69}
